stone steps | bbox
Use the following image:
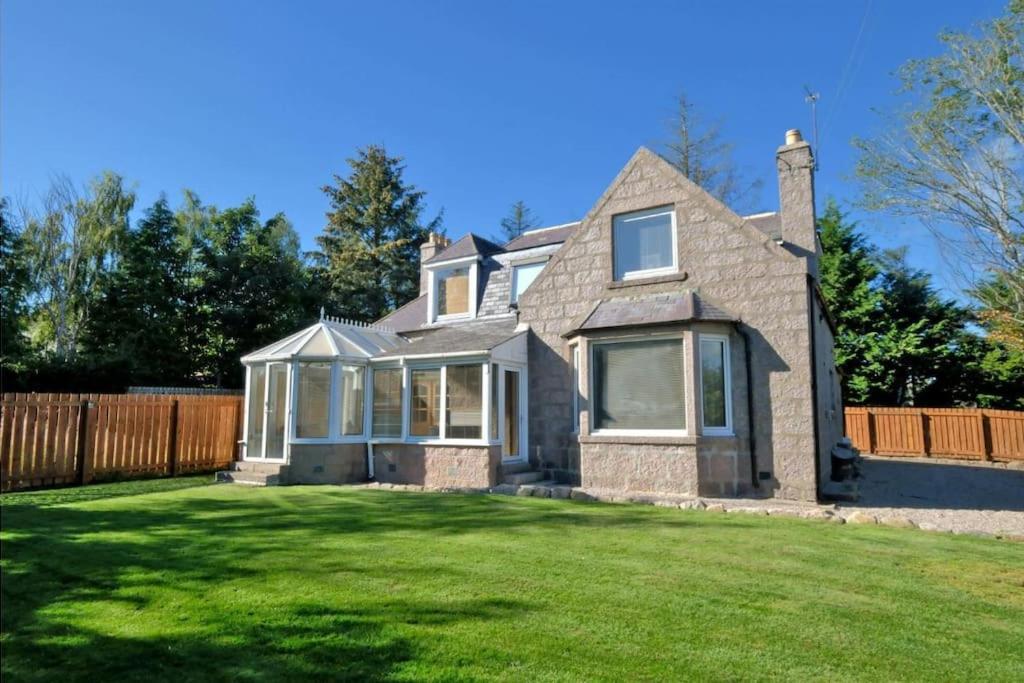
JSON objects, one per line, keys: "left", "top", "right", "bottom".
{"left": 218, "top": 461, "right": 286, "bottom": 486}
{"left": 502, "top": 470, "right": 545, "bottom": 485}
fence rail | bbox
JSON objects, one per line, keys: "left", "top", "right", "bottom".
{"left": 1, "top": 392, "right": 243, "bottom": 492}
{"left": 844, "top": 406, "right": 1024, "bottom": 462}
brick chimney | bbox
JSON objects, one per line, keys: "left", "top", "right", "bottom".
{"left": 419, "top": 232, "right": 450, "bottom": 295}
{"left": 776, "top": 129, "right": 819, "bottom": 278}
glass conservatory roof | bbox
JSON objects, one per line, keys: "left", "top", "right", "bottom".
{"left": 240, "top": 315, "right": 407, "bottom": 363}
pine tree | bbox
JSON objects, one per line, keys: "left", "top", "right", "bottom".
{"left": 499, "top": 200, "right": 539, "bottom": 241}
{"left": 316, "top": 145, "right": 442, "bottom": 321}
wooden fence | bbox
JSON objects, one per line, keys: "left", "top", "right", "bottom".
{"left": 844, "top": 406, "right": 1024, "bottom": 462}
{"left": 0, "top": 393, "right": 243, "bottom": 492}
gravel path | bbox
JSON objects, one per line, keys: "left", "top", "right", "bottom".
{"left": 838, "top": 455, "right": 1024, "bottom": 537}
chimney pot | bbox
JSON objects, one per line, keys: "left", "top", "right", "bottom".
{"left": 785, "top": 129, "right": 803, "bottom": 145}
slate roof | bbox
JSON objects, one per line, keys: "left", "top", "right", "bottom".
{"left": 423, "top": 234, "right": 506, "bottom": 265}
{"left": 373, "top": 318, "right": 522, "bottom": 358}
{"left": 744, "top": 212, "right": 782, "bottom": 241}
{"left": 503, "top": 223, "right": 579, "bottom": 252}
{"left": 375, "top": 294, "right": 429, "bottom": 334}
{"left": 564, "top": 291, "right": 737, "bottom": 337}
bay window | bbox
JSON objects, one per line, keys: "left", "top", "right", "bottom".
{"left": 612, "top": 206, "right": 677, "bottom": 280}
{"left": 700, "top": 336, "right": 732, "bottom": 434}
{"left": 295, "top": 361, "right": 331, "bottom": 438}
{"left": 372, "top": 368, "right": 403, "bottom": 437}
{"left": 592, "top": 337, "right": 685, "bottom": 432}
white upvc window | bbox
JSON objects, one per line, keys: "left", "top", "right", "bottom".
{"left": 427, "top": 256, "right": 479, "bottom": 323}
{"left": 290, "top": 360, "right": 369, "bottom": 443}
{"left": 400, "top": 362, "right": 490, "bottom": 444}
{"left": 589, "top": 335, "right": 687, "bottom": 436}
{"left": 371, "top": 367, "right": 403, "bottom": 438}
{"left": 571, "top": 344, "right": 580, "bottom": 433}
{"left": 510, "top": 259, "right": 547, "bottom": 303}
{"left": 612, "top": 205, "right": 678, "bottom": 281}
{"left": 700, "top": 334, "right": 733, "bottom": 436}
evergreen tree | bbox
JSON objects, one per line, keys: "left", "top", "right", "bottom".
{"left": 198, "top": 202, "right": 317, "bottom": 386}
{"left": 817, "top": 201, "right": 883, "bottom": 403}
{"left": 499, "top": 200, "right": 540, "bottom": 241}
{"left": 0, "top": 198, "right": 31, "bottom": 375}
{"left": 84, "top": 197, "right": 191, "bottom": 385}
{"left": 316, "top": 145, "right": 442, "bottom": 321}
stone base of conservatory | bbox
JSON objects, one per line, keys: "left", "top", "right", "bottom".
{"left": 573, "top": 437, "right": 754, "bottom": 497}
{"left": 372, "top": 443, "right": 502, "bottom": 489}
{"left": 287, "top": 443, "right": 368, "bottom": 484}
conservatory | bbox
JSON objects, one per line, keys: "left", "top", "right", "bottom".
{"left": 239, "top": 314, "right": 529, "bottom": 487}
{"left": 240, "top": 316, "right": 406, "bottom": 463}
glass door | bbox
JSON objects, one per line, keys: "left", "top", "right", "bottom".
{"left": 502, "top": 369, "right": 522, "bottom": 460}
{"left": 264, "top": 362, "right": 288, "bottom": 460}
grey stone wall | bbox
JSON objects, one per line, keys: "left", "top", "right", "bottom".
{"left": 287, "top": 443, "right": 367, "bottom": 484}
{"left": 578, "top": 440, "right": 699, "bottom": 495}
{"left": 373, "top": 444, "right": 501, "bottom": 488}
{"left": 516, "top": 148, "right": 822, "bottom": 501}
{"left": 812, "top": 293, "right": 843, "bottom": 482}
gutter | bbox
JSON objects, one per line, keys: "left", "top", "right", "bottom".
{"left": 736, "top": 325, "right": 759, "bottom": 490}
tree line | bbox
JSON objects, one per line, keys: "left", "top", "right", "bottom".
{"left": 0, "top": 147, "right": 441, "bottom": 391}
{"left": 2, "top": 3, "right": 1020, "bottom": 407}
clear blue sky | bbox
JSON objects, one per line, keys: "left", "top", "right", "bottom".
{"left": 1, "top": 0, "right": 1007, "bottom": 296}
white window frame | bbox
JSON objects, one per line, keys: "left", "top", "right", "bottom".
{"left": 369, "top": 365, "right": 404, "bottom": 439}
{"left": 426, "top": 255, "right": 478, "bottom": 323}
{"left": 402, "top": 360, "right": 490, "bottom": 446}
{"left": 612, "top": 205, "right": 678, "bottom": 281}
{"left": 509, "top": 257, "right": 549, "bottom": 304}
{"left": 570, "top": 343, "right": 580, "bottom": 434}
{"left": 588, "top": 333, "right": 688, "bottom": 437}
{"left": 699, "top": 334, "right": 733, "bottom": 437}
{"left": 289, "top": 359, "right": 369, "bottom": 445}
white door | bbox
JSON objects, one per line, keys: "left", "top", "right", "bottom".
{"left": 245, "top": 362, "right": 288, "bottom": 461}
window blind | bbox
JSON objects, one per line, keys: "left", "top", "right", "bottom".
{"left": 593, "top": 338, "right": 685, "bottom": 430}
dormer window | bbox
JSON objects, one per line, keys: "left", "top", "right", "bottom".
{"left": 612, "top": 205, "right": 677, "bottom": 280}
{"left": 427, "top": 256, "right": 479, "bottom": 323}
{"left": 510, "top": 259, "right": 547, "bottom": 304}
{"left": 438, "top": 267, "right": 470, "bottom": 316}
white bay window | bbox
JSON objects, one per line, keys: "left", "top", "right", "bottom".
{"left": 591, "top": 337, "right": 686, "bottom": 433}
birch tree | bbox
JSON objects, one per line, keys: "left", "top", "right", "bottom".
{"left": 855, "top": 1, "right": 1024, "bottom": 350}
{"left": 20, "top": 173, "right": 135, "bottom": 362}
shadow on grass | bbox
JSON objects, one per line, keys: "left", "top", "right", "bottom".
{"left": 3, "top": 482, "right": 728, "bottom": 681}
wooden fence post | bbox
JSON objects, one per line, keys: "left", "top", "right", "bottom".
{"left": 866, "top": 408, "right": 877, "bottom": 455}
{"left": 978, "top": 411, "right": 991, "bottom": 462}
{"left": 168, "top": 399, "right": 179, "bottom": 477}
{"left": 75, "top": 400, "right": 92, "bottom": 486}
{"left": 920, "top": 411, "right": 931, "bottom": 457}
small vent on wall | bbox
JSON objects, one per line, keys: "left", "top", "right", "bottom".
{"left": 388, "top": 464, "right": 397, "bottom": 473}
{"left": 759, "top": 471, "right": 772, "bottom": 481}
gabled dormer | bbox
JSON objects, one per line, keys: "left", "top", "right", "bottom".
{"left": 421, "top": 233, "right": 505, "bottom": 324}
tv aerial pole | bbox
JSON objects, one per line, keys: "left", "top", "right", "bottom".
{"left": 803, "top": 85, "right": 820, "bottom": 171}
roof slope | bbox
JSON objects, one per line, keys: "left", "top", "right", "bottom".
{"left": 375, "top": 294, "right": 428, "bottom": 334}
{"left": 564, "top": 291, "right": 736, "bottom": 337}
{"left": 503, "top": 223, "right": 578, "bottom": 252}
{"left": 373, "top": 318, "right": 521, "bottom": 358}
{"left": 423, "top": 233, "right": 505, "bottom": 265}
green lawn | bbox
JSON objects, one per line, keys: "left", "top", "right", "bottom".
{"left": 2, "top": 479, "right": 1023, "bottom": 682}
